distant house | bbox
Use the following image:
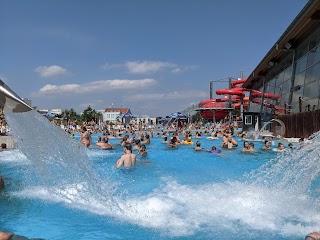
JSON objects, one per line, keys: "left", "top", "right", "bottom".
{"left": 102, "top": 107, "right": 134, "bottom": 124}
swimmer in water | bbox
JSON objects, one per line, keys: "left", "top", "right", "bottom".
{"left": 80, "top": 126, "right": 92, "bottom": 147}
{"left": 277, "top": 143, "right": 285, "bottom": 152}
{"left": 194, "top": 141, "right": 203, "bottom": 151}
{"left": 249, "top": 142, "right": 257, "bottom": 153}
{"left": 100, "top": 138, "right": 113, "bottom": 150}
{"left": 206, "top": 146, "right": 222, "bottom": 154}
{"left": 241, "top": 141, "right": 250, "bottom": 152}
{"left": 162, "top": 136, "right": 168, "bottom": 144}
{"left": 116, "top": 143, "right": 137, "bottom": 168}
{"left": 261, "top": 140, "right": 271, "bottom": 150}
{"left": 168, "top": 138, "right": 178, "bottom": 148}
{"left": 138, "top": 144, "right": 148, "bottom": 157}
{"left": 221, "top": 135, "right": 238, "bottom": 149}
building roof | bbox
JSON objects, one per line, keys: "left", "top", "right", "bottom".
{"left": 243, "top": 0, "right": 320, "bottom": 89}
{"left": 104, "top": 107, "right": 129, "bottom": 114}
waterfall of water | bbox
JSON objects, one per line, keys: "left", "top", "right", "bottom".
{"left": 5, "top": 110, "right": 116, "bottom": 204}
{"left": 248, "top": 130, "right": 320, "bottom": 195}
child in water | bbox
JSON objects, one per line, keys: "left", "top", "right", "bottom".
{"left": 206, "top": 146, "right": 222, "bottom": 155}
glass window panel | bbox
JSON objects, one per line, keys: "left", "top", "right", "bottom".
{"left": 295, "top": 54, "right": 308, "bottom": 74}
{"left": 293, "top": 70, "right": 306, "bottom": 86}
{"left": 275, "top": 72, "right": 284, "bottom": 87}
{"left": 305, "top": 61, "right": 320, "bottom": 85}
{"left": 281, "top": 79, "right": 291, "bottom": 94}
{"left": 267, "top": 78, "right": 276, "bottom": 89}
{"left": 307, "top": 46, "right": 320, "bottom": 67}
{"left": 274, "top": 85, "right": 282, "bottom": 96}
{"left": 296, "top": 38, "right": 309, "bottom": 59}
{"left": 280, "top": 93, "right": 289, "bottom": 106}
{"left": 291, "top": 87, "right": 304, "bottom": 112}
{"left": 303, "top": 80, "right": 320, "bottom": 100}
{"left": 309, "top": 28, "right": 320, "bottom": 50}
{"left": 267, "top": 86, "right": 276, "bottom": 95}
{"left": 292, "top": 87, "right": 304, "bottom": 104}
{"left": 283, "top": 65, "right": 293, "bottom": 81}
{"left": 245, "top": 115, "right": 252, "bottom": 125}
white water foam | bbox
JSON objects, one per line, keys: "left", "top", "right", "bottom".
{"left": 0, "top": 149, "right": 28, "bottom": 163}
{"left": 13, "top": 179, "right": 320, "bottom": 237}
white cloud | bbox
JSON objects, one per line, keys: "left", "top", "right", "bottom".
{"left": 125, "top": 61, "right": 176, "bottom": 74}
{"left": 171, "top": 65, "right": 198, "bottom": 73}
{"left": 100, "top": 61, "right": 198, "bottom": 75}
{"left": 100, "top": 63, "right": 123, "bottom": 70}
{"left": 127, "top": 90, "right": 207, "bottom": 101}
{"left": 36, "top": 78, "right": 157, "bottom": 95}
{"left": 34, "top": 65, "right": 68, "bottom": 78}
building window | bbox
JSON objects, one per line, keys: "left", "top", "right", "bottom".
{"left": 309, "top": 27, "right": 320, "bottom": 50}
{"left": 303, "top": 80, "right": 320, "bottom": 100}
{"left": 291, "top": 87, "right": 304, "bottom": 112}
{"left": 281, "top": 79, "right": 291, "bottom": 95}
{"left": 295, "top": 54, "right": 308, "bottom": 75}
{"left": 293, "top": 70, "right": 306, "bottom": 87}
{"left": 296, "top": 38, "right": 309, "bottom": 60}
{"left": 305, "top": 61, "right": 320, "bottom": 85}
{"left": 244, "top": 115, "right": 252, "bottom": 125}
{"left": 307, "top": 46, "right": 320, "bottom": 68}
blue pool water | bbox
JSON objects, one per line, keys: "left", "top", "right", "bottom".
{"left": 1, "top": 111, "right": 320, "bottom": 239}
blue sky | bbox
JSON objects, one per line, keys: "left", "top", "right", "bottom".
{"left": 0, "top": 0, "right": 308, "bottom": 116}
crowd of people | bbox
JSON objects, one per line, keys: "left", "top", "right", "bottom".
{"left": 76, "top": 120, "right": 306, "bottom": 170}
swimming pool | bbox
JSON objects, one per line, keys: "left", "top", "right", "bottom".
{"left": 1, "top": 111, "right": 320, "bottom": 239}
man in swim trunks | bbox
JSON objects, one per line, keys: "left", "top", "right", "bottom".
{"left": 116, "top": 143, "right": 137, "bottom": 168}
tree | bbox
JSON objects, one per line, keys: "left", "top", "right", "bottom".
{"left": 62, "top": 108, "right": 79, "bottom": 121}
{"left": 69, "top": 108, "right": 78, "bottom": 120}
{"left": 81, "top": 105, "right": 97, "bottom": 122}
{"left": 191, "top": 112, "right": 202, "bottom": 123}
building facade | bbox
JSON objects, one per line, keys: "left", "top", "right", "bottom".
{"left": 102, "top": 107, "right": 131, "bottom": 124}
{"left": 243, "top": 0, "right": 320, "bottom": 122}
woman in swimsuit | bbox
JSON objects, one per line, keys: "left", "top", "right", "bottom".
{"left": 241, "top": 141, "right": 250, "bottom": 152}
{"left": 80, "top": 126, "right": 92, "bottom": 147}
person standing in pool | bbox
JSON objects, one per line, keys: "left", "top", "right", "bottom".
{"left": 277, "top": 143, "right": 285, "bottom": 152}
{"left": 80, "top": 126, "right": 91, "bottom": 147}
{"left": 194, "top": 141, "right": 202, "bottom": 151}
{"left": 116, "top": 143, "right": 137, "bottom": 168}
{"left": 100, "top": 138, "right": 113, "bottom": 150}
{"left": 221, "top": 135, "right": 238, "bottom": 149}
{"left": 138, "top": 144, "right": 148, "bottom": 157}
{"left": 262, "top": 140, "right": 272, "bottom": 150}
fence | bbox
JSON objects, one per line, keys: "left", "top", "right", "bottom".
{"left": 275, "top": 110, "right": 320, "bottom": 138}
